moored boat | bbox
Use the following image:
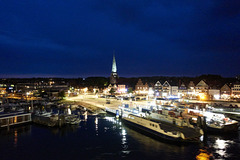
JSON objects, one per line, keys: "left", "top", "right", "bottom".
{"left": 122, "top": 114, "right": 203, "bottom": 143}
{"left": 182, "top": 109, "right": 239, "bottom": 133}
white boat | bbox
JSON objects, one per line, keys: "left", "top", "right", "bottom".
{"left": 146, "top": 109, "right": 196, "bottom": 129}
{"left": 122, "top": 114, "right": 203, "bottom": 143}
{"left": 182, "top": 109, "right": 239, "bottom": 133}
{"left": 119, "top": 106, "right": 146, "bottom": 118}
{"left": 201, "top": 112, "right": 239, "bottom": 133}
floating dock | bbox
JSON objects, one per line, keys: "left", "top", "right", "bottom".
{"left": 0, "top": 112, "right": 32, "bottom": 129}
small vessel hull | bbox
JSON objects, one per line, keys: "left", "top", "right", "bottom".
{"left": 204, "top": 123, "right": 239, "bottom": 133}
{"left": 122, "top": 115, "right": 201, "bottom": 144}
{"left": 122, "top": 119, "right": 184, "bottom": 143}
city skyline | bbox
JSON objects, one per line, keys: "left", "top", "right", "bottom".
{"left": 0, "top": 1, "right": 240, "bottom": 78}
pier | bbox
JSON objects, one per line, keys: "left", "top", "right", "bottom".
{"left": 0, "top": 112, "right": 32, "bottom": 129}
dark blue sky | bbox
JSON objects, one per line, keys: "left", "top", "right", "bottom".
{"left": 0, "top": 0, "right": 240, "bottom": 78}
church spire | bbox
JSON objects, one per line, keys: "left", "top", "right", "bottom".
{"left": 112, "top": 52, "right": 117, "bottom": 73}
{"left": 110, "top": 51, "right": 118, "bottom": 85}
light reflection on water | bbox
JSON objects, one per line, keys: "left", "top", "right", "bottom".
{"left": 105, "top": 116, "right": 240, "bottom": 160}
{"left": 214, "top": 138, "right": 234, "bottom": 159}
{"left": 203, "top": 133, "right": 239, "bottom": 160}
{"left": 14, "top": 130, "right": 18, "bottom": 147}
{"left": 0, "top": 116, "right": 239, "bottom": 160}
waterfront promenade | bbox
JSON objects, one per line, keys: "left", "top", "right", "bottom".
{"left": 66, "top": 94, "right": 240, "bottom": 113}
{"left": 66, "top": 94, "right": 151, "bottom": 112}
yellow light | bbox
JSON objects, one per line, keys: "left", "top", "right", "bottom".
{"left": 199, "top": 93, "right": 206, "bottom": 100}
{"left": 83, "top": 87, "right": 88, "bottom": 92}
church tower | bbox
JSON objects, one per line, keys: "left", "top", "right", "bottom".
{"left": 110, "top": 53, "right": 118, "bottom": 85}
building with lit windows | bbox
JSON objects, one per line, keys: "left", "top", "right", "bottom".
{"left": 135, "top": 79, "right": 149, "bottom": 95}
{"left": 154, "top": 81, "right": 162, "bottom": 97}
{"left": 195, "top": 80, "right": 209, "bottom": 94}
{"left": 232, "top": 82, "right": 240, "bottom": 97}
{"left": 220, "top": 84, "right": 231, "bottom": 99}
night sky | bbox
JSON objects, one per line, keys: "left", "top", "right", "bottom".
{"left": 0, "top": 0, "right": 240, "bottom": 78}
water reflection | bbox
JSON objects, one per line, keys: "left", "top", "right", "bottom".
{"left": 95, "top": 117, "right": 98, "bottom": 136}
{"left": 14, "top": 130, "right": 18, "bottom": 147}
{"left": 203, "top": 133, "right": 239, "bottom": 160}
{"left": 196, "top": 148, "right": 213, "bottom": 160}
{"left": 0, "top": 116, "right": 239, "bottom": 160}
{"left": 0, "top": 125, "right": 31, "bottom": 152}
{"left": 124, "top": 125, "right": 192, "bottom": 158}
{"left": 121, "top": 128, "right": 128, "bottom": 150}
{"left": 214, "top": 138, "right": 233, "bottom": 158}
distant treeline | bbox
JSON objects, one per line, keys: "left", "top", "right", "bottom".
{"left": 0, "top": 74, "right": 238, "bottom": 89}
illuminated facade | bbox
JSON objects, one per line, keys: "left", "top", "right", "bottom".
{"left": 209, "top": 89, "right": 220, "bottom": 100}
{"left": 162, "top": 81, "right": 171, "bottom": 97}
{"left": 195, "top": 80, "right": 209, "bottom": 94}
{"left": 117, "top": 84, "right": 127, "bottom": 94}
{"left": 187, "top": 81, "right": 195, "bottom": 96}
{"left": 135, "top": 79, "right": 149, "bottom": 95}
{"left": 220, "top": 84, "right": 231, "bottom": 99}
{"left": 178, "top": 82, "right": 187, "bottom": 97}
{"left": 154, "top": 81, "right": 162, "bottom": 97}
{"left": 232, "top": 82, "right": 240, "bottom": 96}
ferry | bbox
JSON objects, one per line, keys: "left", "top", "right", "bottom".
{"left": 122, "top": 114, "right": 203, "bottom": 143}
{"left": 146, "top": 109, "right": 196, "bottom": 129}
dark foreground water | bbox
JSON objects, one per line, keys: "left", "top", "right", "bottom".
{"left": 1, "top": 115, "right": 240, "bottom": 160}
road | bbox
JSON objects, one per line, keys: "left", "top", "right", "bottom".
{"left": 66, "top": 94, "right": 154, "bottom": 110}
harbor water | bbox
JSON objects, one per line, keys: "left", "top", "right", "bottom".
{"left": 0, "top": 115, "right": 240, "bottom": 160}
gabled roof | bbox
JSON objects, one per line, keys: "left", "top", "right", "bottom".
{"left": 162, "top": 81, "right": 170, "bottom": 87}
{"left": 188, "top": 81, "right": 195, "bottom": 87}
{"left": 196, "top": 80, "right": 208, "bottom": 87}
{"left": 144, "top": 82, "right": 149, "bottom": 87}
{"left": 221, "top": 83, "right": 231, "bottom": 89}
{"left": 180, "top": 82, "right": 186, "bottom": 87}
{"left": 154, "top": 81, "right": 162, "bottom": 87}
{"left": 136, "top": 79, "right": 143, "bottom": 86}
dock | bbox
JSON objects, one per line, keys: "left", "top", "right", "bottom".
{"left": 0, "top": 112, "right": 32, "bottom": 129}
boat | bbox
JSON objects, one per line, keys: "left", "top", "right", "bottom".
{"left": 211, "top": 107, "right": 240, "bottom": 122}
{"left": 182, "top": 109, "right": 239, "bottom": 133}
{"left": 119, "top": 106, "right": 146, "bottom": 118}
{"left": 93, "top": 109, "right": 107, "bottom": 117}
{"left": 122, "top": 114, "right": 203, "bottom": 143}
{"left": 201, "top": 112, "right": 239, "bottom": 133}
{"left": 65, "top": 115, "right": 81, "bottom": 125}
{"left": 0, "top": 107, "right": 4, "bottom": 113}
{"left": 32, "top": 112, "right": 59, "bottom": 127}
{"left": 146, "top": 109, "right": 197, "bottom": 129}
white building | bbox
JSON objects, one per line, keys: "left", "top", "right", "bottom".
{"left": 209, "top": 89, "right": 220, "bottom": 100}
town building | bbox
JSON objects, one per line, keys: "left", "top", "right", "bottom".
{"left": 154, "top": 81, "right": 162, "bottom": 97}
{"left": 232, "top": 82, "right": 240, "bottom": 97}
{"left": 209, "top": 89, "right": 220, "bottom": 100}
{"left": 220, "top": 84, "right": 231, "bottom": 99}
{"left": 187, "top": 81, "right": 196, "bottom": 98}
{"left": 178, "top": 82, "right": 187, "bottom": 98}
{"left": 135, "top": 79, "right": 149, "bottom": 95}
{"left": 161, "top": 81, "right": 171, "bottom": 97}
{"left": 117, "top": 84, "right": 127, "bottom": 94}
{"left": 195, "top": 80, "right": 209, "bottom": 94}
